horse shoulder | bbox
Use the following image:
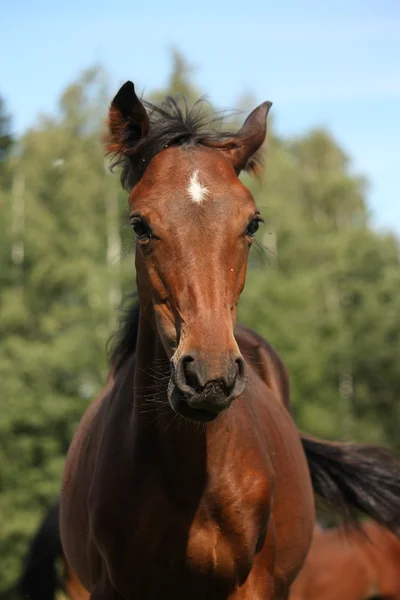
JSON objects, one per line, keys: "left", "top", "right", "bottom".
{"left": 233, "top": 326, "right": 315, "bottom": 593}
{"left": 61, "top": 364, "right": 130, "bottom": 589}
{"left": 235, "top": 325, "right": 291, "bottom": 412}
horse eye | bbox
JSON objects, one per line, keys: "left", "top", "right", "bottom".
{"left": 246, "top": 218, "right": 262, "bottom": 238}
{"left": 131, "top": 218, "right": 152, "bottom": 240}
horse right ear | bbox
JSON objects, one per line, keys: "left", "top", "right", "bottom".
{"left": 105, "top": 81, "right": 150, "bottom": 156}
{"left": 221, "top": 101, "right": 272, "bottom": 175}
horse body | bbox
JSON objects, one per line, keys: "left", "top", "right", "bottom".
{"left": 289, "top": 526, "right": 371, "bottom": 600}
{"left": 362, "top": 522, "right": 400, "bottom": 599}
{"left": 289, "top": 522, "right": 400, "bottom": 600}
{"left": 62, "top": 325, "right": 314, "bottom": 599}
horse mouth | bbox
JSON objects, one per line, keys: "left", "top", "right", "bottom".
{"left": 168, "top": 383, "right": 220, "bottom": 423}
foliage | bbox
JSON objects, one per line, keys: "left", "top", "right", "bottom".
{"left": 0, "top": 50, "right": 399, "bottom": 595}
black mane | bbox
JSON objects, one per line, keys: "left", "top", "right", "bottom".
{"left": 108, "top": 95, "right": 258, "bottom": 190}
{"left": 107, "top": 293, "right": 140, "bottom": 372}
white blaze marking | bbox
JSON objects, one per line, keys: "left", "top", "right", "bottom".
{"left": 188, "top": 170, "right": 209, "bottom": 204}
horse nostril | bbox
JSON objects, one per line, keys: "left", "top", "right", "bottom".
{"left": 182, "top": 355, "right": 194, "bottom": 368}
{"left": 182, "top": 355, "right": 204, "bottom": 392}
{"left": 235, "top": 356, "right": 246, "bottom": 380}
{"left": 185, "top": 360, "right": 204, "bottom": 392}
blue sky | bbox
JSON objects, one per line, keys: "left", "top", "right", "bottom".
{"left": 2, "top": 0, "right": 399, "bottom": 234}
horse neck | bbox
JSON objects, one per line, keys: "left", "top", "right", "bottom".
{"left": 132, "top": 305, "right": 208, "bottom": 495}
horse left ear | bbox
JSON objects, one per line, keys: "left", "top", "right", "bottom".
{"left": 105, "top": 81, "right": 150, "bottom": 156}
{"left": 223, "top": 101, "right": 272, "bottom": 174}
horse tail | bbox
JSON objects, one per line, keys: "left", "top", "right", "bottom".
{"left": 18, "top": 501, "right": 63, "bottom": 600}
{"left": 301, "top": 435, "right": 400, "bottom": 533}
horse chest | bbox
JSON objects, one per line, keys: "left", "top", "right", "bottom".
{"left": 184, "top": 506, "right": 264, "bottom": 585}
{"left": 91, "top": 470, "right": 270, "bottom": 597}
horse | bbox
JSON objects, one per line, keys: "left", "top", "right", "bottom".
{"left": 17, "top": 500, "right": 88, "bottom": 600}
{"left": 60, "top": 82, "right": 400, "bottom": 600}
{"left": 18, "top": 501, "right": 64, "bottom": 600}
{"left": 289, "top": 521, "right": 400, "bottom": 600}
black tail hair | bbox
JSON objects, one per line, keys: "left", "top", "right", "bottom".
{"left": 17, "top": 501, "right": 63, "bottom": 600}
{"left": 301, "top": 435, "right": 400, "bottom": 533}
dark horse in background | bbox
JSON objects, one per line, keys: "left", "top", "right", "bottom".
{"left": 18, "top": 502, "right": 62, "bottom": 600}
{"left": 17, "top": 500, "right": 87, "bottom": 600}
{"left": 54, "top": 82, "right": 400, "bottom": 599}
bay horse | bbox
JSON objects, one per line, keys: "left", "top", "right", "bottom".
{"left": 290, "top": 521, "right": 400, "bottom": 600}
{"left": 60, "top": 82, "right": 400, "bottom": 600}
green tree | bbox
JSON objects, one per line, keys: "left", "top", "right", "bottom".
{"left": 1, "top": 54, "right": 400, "bottom": 596}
